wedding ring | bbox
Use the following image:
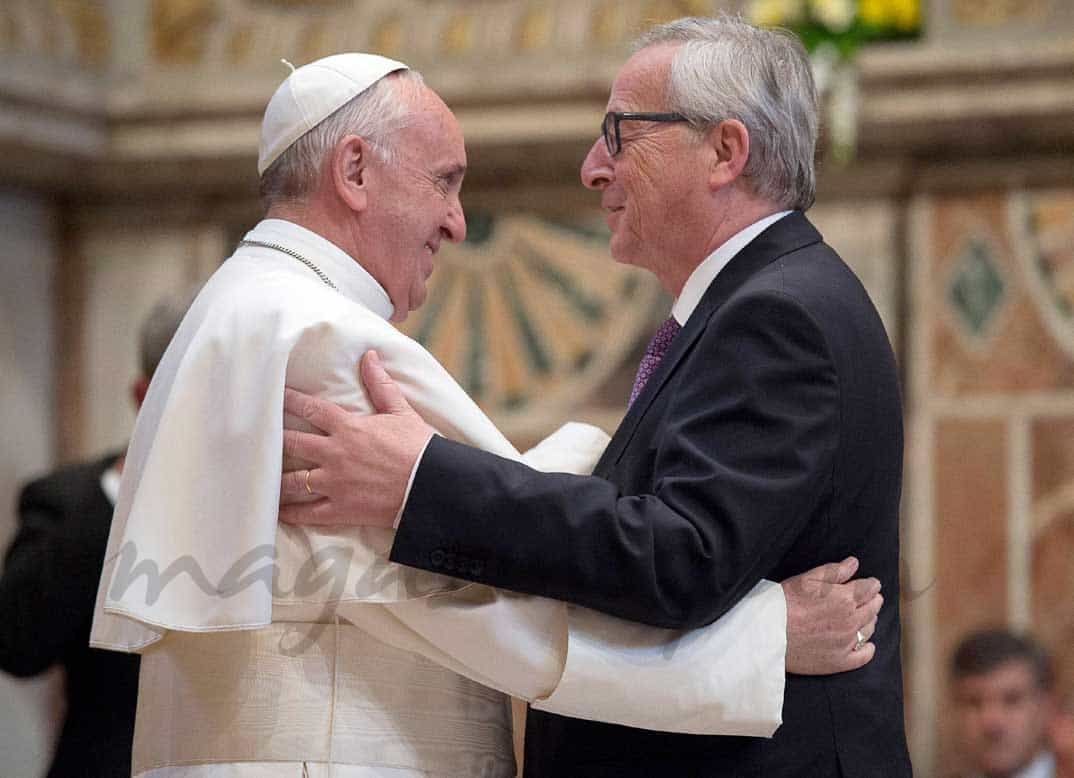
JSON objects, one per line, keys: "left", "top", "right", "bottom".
{"left": 853, "top": 629, "right": 866, "bottom": 652}
{"left": 304, "top": 469, "right": 314, "bottom": 496}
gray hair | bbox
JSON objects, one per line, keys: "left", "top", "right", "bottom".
{"left": 259, "top": 69, "right": 426, "bottom": 209}
{"left": 139, "top": 285, "right": 201, "bottom": 379}
{"left": 634, "top": 16, "right": 818, "bottom": 210}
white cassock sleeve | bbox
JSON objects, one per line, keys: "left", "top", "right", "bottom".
{"left": 90, "top": 256, "right": 786, "bottom": 737}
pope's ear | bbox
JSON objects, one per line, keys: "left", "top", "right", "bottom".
{"left": 706, "top": 119, "right": 750, "bottom": 192}
{"left": 331, "top": 134, "right": 371, "bottom": 212}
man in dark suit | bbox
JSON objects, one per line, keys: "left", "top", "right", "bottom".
{"left": 0, "top": 291, "right": 193, "bottom": 777}
{"left": 278, "top": 16, "right": 911, "bottom": 777}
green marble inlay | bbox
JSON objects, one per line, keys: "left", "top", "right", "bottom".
{"left": 521, "top": 247, "right": 605, "bottom": 323}
{"left": 498, "top": 265, "right": 552, "bottom": 376}
{"left": 464, "top": 212, "right": 495, "bottom": 246}
{"left": 542, "top": 218, "right": 609, "bottom": 243}
{"left": 466, "top": 282, "right": 486, "bottom": 399}
{"left": 414, "top": 270, "right": 457, "bottom": 347}
{"left": 503, "top": 392, "right": 528, "bottom": 411}
{"left": 949, "top": 238, "right": 1005, "bottom": 336}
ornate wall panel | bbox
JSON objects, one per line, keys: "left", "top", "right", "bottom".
{"left": 907, "top": 188, "right": 1074, "bottom": 776}
{"left": 0, "top": 0, "right": 110, "bottom": 69}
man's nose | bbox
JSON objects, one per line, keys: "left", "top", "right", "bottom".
{"left": 978, "top": 704, "right": 1010, "bottom": 734}
{"left": 443, "top": 199, "right": 466, "bottom": 243}
{"left": 580, "top": 137, "right": 612, "bottom": 190}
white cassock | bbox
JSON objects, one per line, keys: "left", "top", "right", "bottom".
{"left": 90, "top": 219, "right": 787, "bottom": 777}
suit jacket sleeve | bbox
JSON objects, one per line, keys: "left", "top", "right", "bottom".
{"left": 392, "top": 289, "right": 840, "bottom": 630}
{"left": 0, "top": 471, "right": 111, "bottom": 676}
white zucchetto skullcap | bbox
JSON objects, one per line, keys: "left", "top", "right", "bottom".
{"left": 258, "top": 52, "right": 409, "bottom": 175}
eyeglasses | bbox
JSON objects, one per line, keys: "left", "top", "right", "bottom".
{"left": 601, "top": 111, "right": 689, "bottom": 157}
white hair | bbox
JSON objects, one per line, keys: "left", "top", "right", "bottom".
{"left": 634, "top": 16, "right": 818, "bottom": 210}
{"left": 259, "top": 69, "right": 426, "bottom": 208}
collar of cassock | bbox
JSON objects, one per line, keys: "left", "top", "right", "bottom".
{"left": 241, "top": 217, "right": 395, "bottom": 321}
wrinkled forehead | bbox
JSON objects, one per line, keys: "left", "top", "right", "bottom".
{"left": 607, "top": 43, "right": 678, "bottom": 111}
{"left": 396, "top": 85, "right": 466, "bottom": 163}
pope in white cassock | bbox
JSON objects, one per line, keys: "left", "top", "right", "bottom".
{"left": 90, "top": 54, "right": 882, "bottom": 777}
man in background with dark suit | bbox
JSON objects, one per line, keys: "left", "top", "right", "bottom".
{"left": 0, "top": 290, "right": 193, "bottom": 777}
{"left": 279, "top": 15, "right": 911, "bottom": 777}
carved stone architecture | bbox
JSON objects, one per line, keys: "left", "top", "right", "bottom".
{"left": 1, "top": 1, "right": 1072, "bottom": 775}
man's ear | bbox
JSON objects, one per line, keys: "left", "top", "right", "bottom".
{"left": 707, "top": 119, "right": 750, "bottom": 192}
{"left": 331, "top": 134, "right": 371, "bottom": 212}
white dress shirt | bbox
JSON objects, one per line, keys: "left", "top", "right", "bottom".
{"left": 100, "top": 465, "right": 121, "bottom": 506}
{"left": 968, "top": 750, "right": 1056, "bottom": 778}
{"left": 91, "top": 219, "right": 787, "bottom": 776}
{"left": 671, "top": 210, "right": 791, "bottom": 326}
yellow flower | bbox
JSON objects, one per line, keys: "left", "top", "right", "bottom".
{"left": 809, "top": 0, "right": 856, "bottom": 32}
{"left": 746, "top": 0, "right": 806, "bottom": 27}
{"left": 890, "top": 0, "right": 920, "bottom": 31}
{"left": 858, "top": 0, "right": 891, "bottom": 27}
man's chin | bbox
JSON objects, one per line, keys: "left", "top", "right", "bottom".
{"left": 608, "top": 241, "right": 641, "bottom": 269}
{"left": 391, "top": 288, "right": 427, "bottom": 322}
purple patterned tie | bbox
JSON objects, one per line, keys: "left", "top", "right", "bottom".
{"left": 628, "top": 316, "right": 682, "bottom": 408}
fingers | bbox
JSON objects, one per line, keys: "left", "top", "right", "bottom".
{"left": 280, "top": 468, "right": 307, "bottom": 502}
{"left": 848, "top": 576, "right": 882, "bottom": 606}
{"left": 280, "top": 466, "right": 324, "bottom": 502}
{"left": 856, "top": 591, "right": 884, "bottom": 624}
{"left": 278, "top": 498, "right": 339, "bottom": 526}
{"left": 284, "top": 387, "right": 350, "bottom": 433}
{"left": 857, "top": 613, "right": 878, "bottom": 644}
{"left": 843, "top": 641, "right": 876, "bottom": 671}
{"left": 282, "top": 428, "right": 332, "bottom": 465}
{"left": 359, "top": 351, "right": 412, "bottom": 415}
{"left": 805, "top": 556, "right": 859, "bottom": 586}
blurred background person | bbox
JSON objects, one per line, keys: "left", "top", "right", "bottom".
{"left": 1052, "top": 692, "right": 1074, "bottom": 778}
{"left": 0, "top": 289, "right": 195, "bottom": 778}
{"left": 950, "top": 628, "right": 1058, "bottom": 778}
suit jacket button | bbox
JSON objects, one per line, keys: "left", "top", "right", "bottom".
{"left": 470, "top": 561, "right": 484, "bottom": 576}
{"left": 443, "top": 552, "right": 457, "bottom": 571}
{"left": 430, "top": 550, "right": 445, "bottom": 567}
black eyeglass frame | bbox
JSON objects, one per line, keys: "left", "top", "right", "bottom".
{"left": 601, "top": 111, "right": 689, "bottom": 157}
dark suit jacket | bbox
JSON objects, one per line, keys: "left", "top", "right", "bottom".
{"left": 392, "top": 212, "right": 912, "bottom": 777}
{"left": 0, "top": 453, "right": 139, "bottom": 778}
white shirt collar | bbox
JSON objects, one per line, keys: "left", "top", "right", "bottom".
{"left": 241, "top": 218, "right": 395, "bottom": 320}
{"left": 670, "top": 210, "right": 792, "bottom": 327}
{"left": 100, "top": 466, "right": 121, "bottom": 506}
{"left": 968, "top": 750, "right": 1056, "bottom": 778}
{"left": 1014, "top": 750, "right": 1056, "bottom": 778}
